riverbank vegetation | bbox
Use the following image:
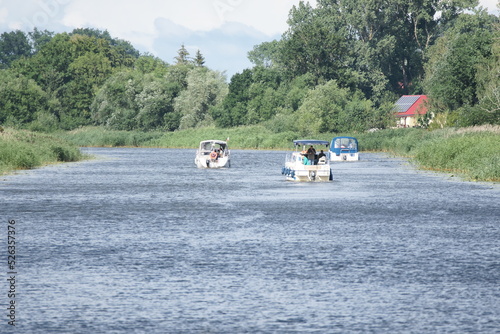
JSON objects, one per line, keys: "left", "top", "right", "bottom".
{"left": 0, "top": 127, "right": 85, "bottom": 174}
{"left": 0, "top": 2, "right": 499, "bottom": 181}
{"left": 356, "top": 125, "right": 500, "bottom": 182}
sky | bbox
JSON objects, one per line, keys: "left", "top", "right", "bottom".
{"left": 1, "top": 0, "right": 499, "bottom": 78}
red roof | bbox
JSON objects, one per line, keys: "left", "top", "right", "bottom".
{"left": 394, "top": 95, "right": 428, "bottom": 117}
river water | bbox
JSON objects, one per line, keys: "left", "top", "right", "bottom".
{"left": 1, "top": 148, "right": 499, "bottom": 333}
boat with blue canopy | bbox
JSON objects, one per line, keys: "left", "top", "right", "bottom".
{"left": 329, "top": 136, "right": 359, "bottom": 161}
{"left": 282, "top": 140, "right": 332, "bottom": 182}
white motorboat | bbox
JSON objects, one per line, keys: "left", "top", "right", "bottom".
{"left": 330, "top": 136, "right": 359, "bottom": 161}
{"left": 194, "top": 140, "right": 230, "bottom": 168}
{"left": 282, "top": 140, "right": 332, "bottom": 182}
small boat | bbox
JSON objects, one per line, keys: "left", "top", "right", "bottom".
{"left": 194, "top": 140, "right": 231, "bottom": 168}
{"left": 329, "top": 136, "right": 359, "bottom": 161}
{"left": 282, "top": 140, "right": 332, "bottom": 182}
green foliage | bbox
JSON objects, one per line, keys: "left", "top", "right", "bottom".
{"left": 91, "top": 70, "right": 181, "bottom": 131}
{"left": 294, "top": 81, "right": 379, "bottom": 135}
{"left": 0, "top": 70, "right": 50, "bottom": 125}
{"left": 0, "top": 30, "right": 32, "bottom": 68}
{"left": 174, "top": 44, "right": 190, "bottom": 65}
{"left": 193, "top": 50, "right": 205, "bottom": 67}
{"left": 176, "top": 67, "right": 228, "bottom": 129}
{"left": 0, "top": 2, "right": 497, "bottom": 135}
{"left": 0, "top": 128, "right": 84, "bottom": 174}
{"left": 3, "top": 29, "right": 140, "bottom": 130}
{"left": 147, "top": 125, "right": 298, "bottom": 149}
{"left": 135, "top": 53, "right": 169, "bottom": 75}
{"left": 413, "top": 129, "right": 500, "bottom": 181}
{"left": 213, "top": 69, "right": 253, "bottom": 127}
{"left": 424, "top": 11, "right": 497, "bottom": 114}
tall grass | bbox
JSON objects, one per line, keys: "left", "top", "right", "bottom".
{"left": 356, "top": 126, "right": 500, "bottom": 182}
{"left": 0, "top": 128, "right": 85, "bottom": 174}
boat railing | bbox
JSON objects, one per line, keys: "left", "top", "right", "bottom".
{"left": 286, "top": 151, "right": 330, "bottom": 166}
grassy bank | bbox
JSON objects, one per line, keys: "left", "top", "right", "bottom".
{"left": 61, "top": 125, "right": 499, "bottom": 182}
{"left": 0, "top": 128, "right": 85, "bottom": 175}
{"left": 355, "top": 125, "right": 500, "bottom": 182}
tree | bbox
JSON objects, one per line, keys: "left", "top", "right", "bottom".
{"left": 255, "top": 0, "right": 479, "bottom": 103}
{"left": 424, "top": 11, "right": 497, "bottom": 112}
{"left": 193, "top": 50, "right": 205, "bottom": 67}
{"left": 91, "top": 70, "right": 145, "bottom": 130}
{"left": 475, "top": 16, "right": 500, "bottom": 124}
{"left": 91, "top": 70, "right": 183, "bottom": 131}
{"left": 174, "top": 44, "right": 190, "bottom": 65}
{"left": 248, "top": 40, "right": 280, "bottom": 68}
{"left": 212, "top": 69, "right": 253, "bottom": 127}
{"left": 0, "top": 31, "right": 32, "bottom": 68}
{"left": 135, "top": 53, "right": 169, "bottom": 76}
{"left": 175, "top": 68, "right": 228, "bottom": 129}
{"left": 0, "top": 71, "right": 49, "bottom": 125}
{"left": 28, "top": 28, "right": 54, "bottom": 54}
{"left": 294, "top": 80, "right": 376, "bottom": 135}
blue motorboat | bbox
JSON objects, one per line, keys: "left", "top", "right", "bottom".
{"left": 330, "top": 136, "right": 359, "bottom": 161}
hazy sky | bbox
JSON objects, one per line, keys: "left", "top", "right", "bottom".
{"left": 1, "top": 0, "right": 498, "bottom": 77}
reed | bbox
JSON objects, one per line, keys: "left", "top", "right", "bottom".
{"left": 355, "top": 127, "right": 499, "bottom": 182}
{"left": 0, "top": 128, "right": 85, "bottom": 174}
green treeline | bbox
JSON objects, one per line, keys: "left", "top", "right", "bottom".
{"left": 0, "top": 1, "right": 499, "bottom": 133}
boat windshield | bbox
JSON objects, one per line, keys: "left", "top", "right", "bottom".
{"left": 332, "top": 137, "right": 357, "bottom": 151}
{"left": 200, "top": 141, "right": 227, "bottom": 151}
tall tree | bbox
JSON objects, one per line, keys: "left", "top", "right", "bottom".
{"left": 424, "top": 10, "right": 497, "bottom": 110}
{"left": 0, "top": 70, "right": 49, "bottom": 125}
{"left": 174, "top": 44, "right": 190, "bottom": 65}
{"left": 175, "top": 67, "right": 228, "bottom": 129}
{"left": 194, "top": 49, "right": 205, "bottom": 67}
{"left": 0, "top": 31, "right": 32, "bottom": 68}
{"left": 28, "top": 28, "right": 54, "bottom": 54}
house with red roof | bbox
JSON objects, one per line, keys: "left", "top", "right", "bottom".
{"left": 394, "top": 95, "right": 429, "bottom": 127}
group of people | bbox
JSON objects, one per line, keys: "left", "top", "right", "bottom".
{"left": 301, "top": 146, "right": 326, "bottom": 165}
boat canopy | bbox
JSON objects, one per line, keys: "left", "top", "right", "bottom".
{"left": 199, "top": 140, "right": 228, "bottom": 151}
{"left": 293, "top": 140, "right": 330, "bottom": 147}
{"left": 330, "top": 137, "right": 358, "bottom": 153}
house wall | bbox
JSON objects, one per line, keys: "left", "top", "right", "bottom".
{"left": 397, "top": 116, "right": 419, "bottom": 127}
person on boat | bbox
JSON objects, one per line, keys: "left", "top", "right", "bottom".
{"left": 210, "top": 149, "right": 218, "bottom": 161}
{"left": 300, "top": 150, "right": 309, "bottom": 165}
{"left": 316, "top": 150, "right": 326, "bottom": 164}
{"left": 307, "top": 146, "right": 316, "bottom": 164}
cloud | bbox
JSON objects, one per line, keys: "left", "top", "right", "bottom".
{"left": 151, "top": 18, "right": 273, "bottom": 77}
{"left": 479, "top": 0, "right": 500, "bottom": 13}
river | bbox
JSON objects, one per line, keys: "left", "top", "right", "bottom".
{"left": 1, "top": 147, "right": 499, "bottom": 333}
